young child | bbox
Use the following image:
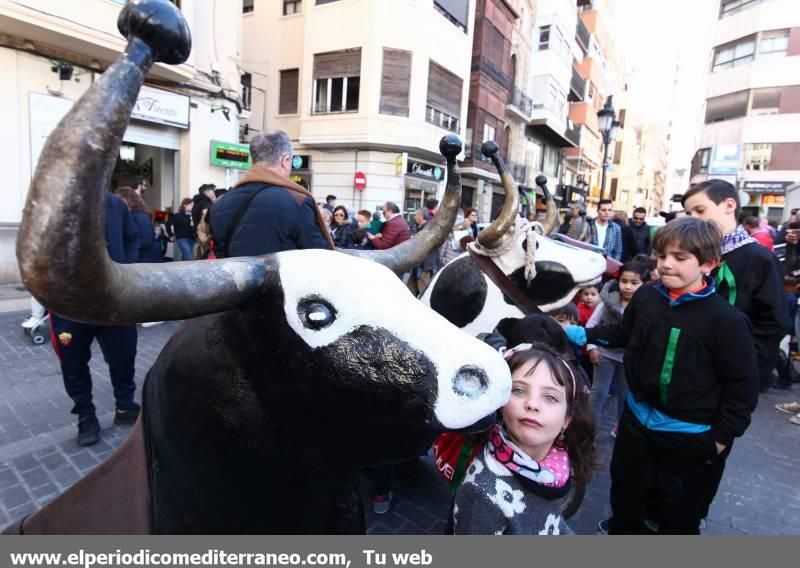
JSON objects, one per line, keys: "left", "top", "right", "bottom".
{"left": 548, "top": 303, "right": 579, "bottom": 330}
{"left": 451, "top": 344, "right": 595, "bottom": 535}
{"left": 576, "top": 286, "right": 600, "bottom": 326}
{"left": 586, "top": 262, "right": 647, "bottom": 435}
{"left": 682, "top": 180, "right": 788, "bottom": 393}
{"left": 564, "top": 217, "right": 758, "bottom": 534}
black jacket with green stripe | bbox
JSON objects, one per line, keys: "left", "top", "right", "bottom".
{"left": 586, "top": 281, "right": 758, "bottom": 447}
{"left": 714, "top": 242, "right": 789, "bottom": 354}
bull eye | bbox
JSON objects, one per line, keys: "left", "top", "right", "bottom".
{"left": 297, "top": 297, "right": 337, "bottom": 330}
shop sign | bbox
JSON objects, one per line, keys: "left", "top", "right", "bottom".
{"left": 292, "top": 155, "right": 311, "bottom": 170}
{"left": 210, "top": 140, "right": 252, "bottom": 170}
{"left": 406, "top": 158, "right": 444, "bottom": 181}
{"left": 761, "top": 194, "right": 786, "bottom": 206}
{"left": 132, "top": 85, "right": 190, "bottom": 129}
{"left": 708, "top": 144, "right": 741, "bottom": 176}
{"left": 741, "top": 181, "right": 793, "bottom": 194}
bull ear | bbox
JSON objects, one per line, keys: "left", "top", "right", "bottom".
{"left": 17, "top": 0, "right": 268, "bottom": 325}
{"left": 344, "top": 135, "right": 463, "bottom": 275}
{"left": 475, "top": 142, "right": 519, "bottom": 250}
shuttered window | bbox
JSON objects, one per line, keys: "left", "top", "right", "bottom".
{"left": 705, "top": 90, "right": 748, "bottom": 123}
{"left": 426, "top": 61, "right": 462, "bottom": 132}
{"left": 279, "top": 69, "right": 299, "bottom": 115}
{"left": 312, "top": 49, "right": 361, "bottom": 113}
{"left": 380, "top": 48, "right": 412, "bottom": 117}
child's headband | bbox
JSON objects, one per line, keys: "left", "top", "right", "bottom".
{"left": 502, "top": 343, "right": 577, "bottom": 402}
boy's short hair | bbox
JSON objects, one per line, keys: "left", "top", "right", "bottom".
{"left": 547, "top": 302, "right": 578, "bottom": 322}
{"left": 681, "top": 179, "right": 740, "bottom": 217}
{"left": 618, "top": 260, "right": 649, "bottom": 283}
{"left": 632, "top": 253, "right": 656, "bottom": 272}
{"left": 652, "top": 217, "right": 722, "bottom": 265}
{"left": 742, "top": 216, "right": 760, "bottom": 229}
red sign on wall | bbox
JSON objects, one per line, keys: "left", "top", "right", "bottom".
{"left": 354, "top": 171, "right": 367, "bottom": 191}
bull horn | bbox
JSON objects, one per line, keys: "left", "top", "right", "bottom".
{"left": 344, "top": 135, "right": 463, "bottom": 275}
{"left": 17, "top": 0, "right": 267, "bottom": 325}
{"left": 534, "top": 175, "right": 558, "bottom": 235}
{"left": 476, "top": 141, "right": 519, "bottom": 250}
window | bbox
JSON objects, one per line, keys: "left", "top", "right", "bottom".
{"left": 539, "top": 25, "right": 551, "bottom": 50}
{"left": 705, "top": 90, "right": 748, "bottom": 123}
{"left": 720, "top": 0, "right": 761, "bottom": 18}
{"left": 618, "top": 109, "right": 626, "bottom": 128}
{"left": 426, "top": 61, "right": 463, "bottom": 132}
{"left": 542, "top": 145, "right": 560, "bottom": 177}
{"left": 380, "top": 48, "right": 412, "bottom": 117}
{"left": 609, "top": 178, "right": 618, "bottom": 201}
{"left": 312, "top": 49, "right": 361, "bottom": 113}
{"left": 283, "top": 0, "right": 301, "bottom": 14}
{"left": 759, "top": 29, "right": 789, "bottom": 58}
{"left": 243, "top": 0, "right": 254, "bottom": 13}
{"left": 434, "top": 0, "right": 469, "bottom": 33}
{"left": 241, "top": 73, "right": 252, "bottom": 111}
{"left": 743, "top": 143, "right": 772, "bottom": 170}
{"left": 712, "top": 36, "right": 755, "bottom": 70}
{"left": 279, "top": 69, "right": 299, "bottom": 114}
{"left": 750, "top": 87, "right": 782, "bottom": 115}
{"left": 527, "top": 138, "right": 544, "bottom": 172}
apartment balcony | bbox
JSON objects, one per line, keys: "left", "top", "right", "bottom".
{"left": 569, "top": 66, "right": 586, "bottom": 102}
{"left": 472, "top": 56, "right": 512, "bottom": 90}
{"left": 507, "top": 85, "right": 533, "bottom": 121}
{"left": 569, "top": 101, "right": 599, "bottom": 135}
{"left": 576, "top": 18, "right": 590, "bottom": 54}
{"left": 565, "top": 122, "right": 581, "bottom": 147}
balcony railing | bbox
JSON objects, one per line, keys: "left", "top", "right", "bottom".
{"left": 508, "top": 86, "right": 533, "bottom": 117}
{"left": 565, "top": 123, "right": 581, "bottom": 147}
{"left": 472, "top": 57, "right": 511, "bottom": 90}
{"left": 569, "top": 67, "right": 586, "bottom": 102}
{"left": 576, "top": 18, "right": 590, "bottom": 52}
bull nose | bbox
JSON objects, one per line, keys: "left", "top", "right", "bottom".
{"left": 452, "top": 366, "right": 489, "bottom": 399}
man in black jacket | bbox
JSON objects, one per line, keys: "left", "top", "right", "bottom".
{"left": 210, "top": 130, "right": 332, "bottom": 257}
{"left": 629, "top": 207, "right": 651, "bottom": 256}
{"left": 50, "top": 193, "right": 141, "bottom": 446}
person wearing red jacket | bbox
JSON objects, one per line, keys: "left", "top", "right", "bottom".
{"left": 368, "top": 202, "right": 411, "bottom": 249}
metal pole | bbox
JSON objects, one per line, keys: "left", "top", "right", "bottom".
{"left": 600, "top": 135, "right": 609, "bottom": 202}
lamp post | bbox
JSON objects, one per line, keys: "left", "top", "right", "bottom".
{"left": 597, "top": 95, "right": 618, "bottom": 202}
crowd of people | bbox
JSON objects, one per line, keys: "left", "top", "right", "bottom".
{"left": 19, "top": 126, "right": 798, "bottom": 535}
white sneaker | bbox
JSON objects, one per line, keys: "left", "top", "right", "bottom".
{"left": 140, "top": 321, "right": 165, "bottom": 328}
{"left": 21, "top": 316, "right": 44, "bottom": 329}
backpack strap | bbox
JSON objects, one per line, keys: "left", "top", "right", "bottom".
{"left": 222, "top": 186, "right": 268, "bottom": 258}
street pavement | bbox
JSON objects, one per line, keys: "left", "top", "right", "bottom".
{"left": 0, "top": 306, "right": 797, "bottom": 535}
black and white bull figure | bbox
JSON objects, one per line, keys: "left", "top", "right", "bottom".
{"left": 421, "top": 144, "right": 607, "bottom": 337}
{"left": 6, "top": 0, "right": 510, "bottom": 534}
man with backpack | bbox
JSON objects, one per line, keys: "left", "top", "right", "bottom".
{"left": 210, "top": 130, "right": 333, "bottom": 257}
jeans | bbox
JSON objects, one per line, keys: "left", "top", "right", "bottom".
{"left": 176, "top": 238, "right": 194, "bottom": 261}
{"left": 589, "top": 356, "right": 628, "bottom": 427}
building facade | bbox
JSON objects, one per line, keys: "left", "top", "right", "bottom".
{"left": 0, "top": 0, "right": 243, "bottom": 283}
{"left": 690, "top": 0, "right": 800, "bottom": 222}
{"left": 241, "top": 0, "right": 474, "bottom": 222}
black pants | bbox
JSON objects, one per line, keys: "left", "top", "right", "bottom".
{"left": 50, "top": 314, "right": 138, "bottom": 418}
{"left": 608, "top": 409, "right": 728, "bottom": 535}
{"left": 757, "top": 341, "right": 780, "bottom": 392}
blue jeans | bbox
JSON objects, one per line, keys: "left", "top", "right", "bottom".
{"left": 176, "top": 238, "right": 194, "bottom": 261}
{"left": 590, "top": 357, "right": 628, "bottom": 427}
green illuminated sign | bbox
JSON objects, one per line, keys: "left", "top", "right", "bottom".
{"left": 210, "top": 140, "right": 252, "bottom": 170}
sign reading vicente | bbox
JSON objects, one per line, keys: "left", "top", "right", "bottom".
{"left": 210, "top": 140, "right": 252, "bottom": 170}
{"left": 132, "top": 85, "right": 190, "bottom": 129}
{"left": 354, "top": 171, "right": 367, "bottom": 191}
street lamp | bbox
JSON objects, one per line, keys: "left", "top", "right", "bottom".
{"left": 597, "top": 95, "right": 617, "bottom": 202}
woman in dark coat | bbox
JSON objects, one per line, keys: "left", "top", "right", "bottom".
{"left": 330, "top": 205, "right": 353, "bottom": 249}
{"left": 116, "top": 186, "right": 163, "bottom": 263}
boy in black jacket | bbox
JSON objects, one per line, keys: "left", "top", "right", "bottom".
{"left": 682, "top": 179, "right": 788, "bottom": 393}
{"left": 566, "top": 218, "right": 758, "bottom": 534}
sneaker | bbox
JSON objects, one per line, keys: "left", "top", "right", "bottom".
{"left": 775, "top": 401, "right": 800, "bottom": 414}
{"left": 597, "top": 518, "right": 609, "bottom": 534}
{"left": 21, "top": 316, "right": 44, "bottom": 329}
{"left": 372, "top": 492, "right": 393, "bottom": 515}
{"left": 140, "top": 321, "right": 164, "bottom": 328}
{"left": 77, "top": 415, "right": 100, "bottom": 447}
{"left": 790, "top": 413, "right": 800, "bottom": 426}
{"left": 113, "top": 404, "right": 141, "bottom": 426}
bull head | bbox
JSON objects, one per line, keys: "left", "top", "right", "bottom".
{"left": 421, "top": 143, "right": 606, "bottom": 337}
